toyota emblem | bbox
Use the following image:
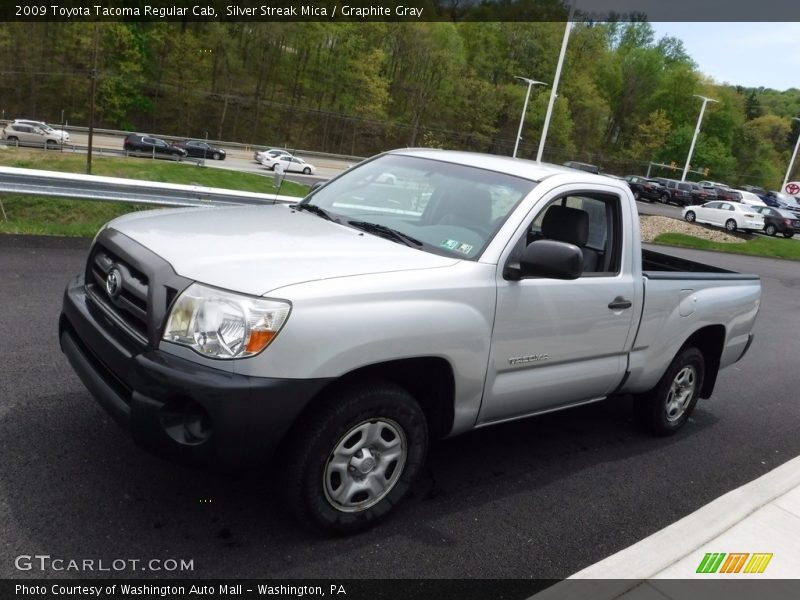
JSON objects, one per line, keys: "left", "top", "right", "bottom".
{"left": 106, "top": 267, "right": 123, "bottom": 300}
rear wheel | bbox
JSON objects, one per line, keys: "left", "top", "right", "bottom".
{"left": 633, "top": 190, "right": 641, "bottom": 201}
{"left": 635, "top": 347, "right": 704, "bottom": 436}
{"left": 764, "top": 224, "right": 777, "bottom": 236}
{"left": 685, "top": 211, "right": 696, "bottom": 223}
{"left": 7, "top": 136, "right": 18, "bottom": 142}
{"left": 660, "top": 192, "right": 670, "bottom": 204}
{"left": 725, "top": 219, "right": 737, "bottom": 232}
{"left": 283, "top": 380, "right": 428, "bottom": 534}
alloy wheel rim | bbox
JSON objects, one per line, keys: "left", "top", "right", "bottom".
{"left": 665, "top": 365, "right": 697, "bottom": 422}
{"left": 323, "top": 418, "right": 407, "bottom": 513}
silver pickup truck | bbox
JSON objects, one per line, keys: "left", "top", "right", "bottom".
{"left": 60, "top": 149, "right": 761, "bottom": 533}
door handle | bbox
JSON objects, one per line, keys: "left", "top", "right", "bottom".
{"left": 608, "top": 297, "right": 632, "bottom": 310}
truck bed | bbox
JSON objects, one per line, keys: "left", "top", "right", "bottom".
{"left": 642, "top": 249, "right": 760, "bottom": 280}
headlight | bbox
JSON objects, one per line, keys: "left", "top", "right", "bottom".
{"left": 163, "top": 283, "right": 290, "bottom": 359}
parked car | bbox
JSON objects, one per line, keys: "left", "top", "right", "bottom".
{"left": 713, "top": 186, "right": 742, "bottom": 203}
{"left": 751, "top": 206, "right": 800, "bottom": 238}
{"left": 735, "top": 190, "right": 766, "bottom": 206}
{"left": 254, "top": 148, "right": 292, "bottom": 163}
{"left": 562, "top": 160, "right": 599, "bottom": 174}
{"left": 171, "top": 140, "right": 226, "bottom": 160}
{"left": 658, "top": 179, "right": 694, "bottom": 206}
{"left": 689, "top": 182, "right": 717, "bottom": 205}
{"left": 624, "top": 175, "right": 665, "bottom": 202}
{"left": 60, "top": 149, "right": 761, "bottom": 534}
{"left": 13, "top": 119, "right": 70, "bottom": 143}
{"left": 262, "top": 154, "right": 316, "bottom": 174}
{"left": 123, "top": 134, "right": 187, "bottom": 158}
{"left": 739, "top": 184, "right": 768, "bottom": 198}
{"left": 764, "top": 191, "right": 800, "bottom": 217}
{"left": 2, "top": 122, "right": 64, "bottom": 147}
{"left": 683, "top": 201, "right": 765, "bottom": 232}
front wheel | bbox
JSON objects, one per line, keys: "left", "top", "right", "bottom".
{"left": 283, "top": 380, "right": 428, "bottom": 534}
{"left": 725, "top": 219, "right": 737, "bottom": 232}
{"left": 660, "top": 193, "right": 670, "bottom": 204}
{"left": 685, "top": 211, "right": 696, "bottom": 223}
{"left": 783, "top": 232, "right": 794, "bottom": 238}
{"left": 212, "top": 152, "right": 221, "bottom": 160}
{"left": 303, "top": 167, "right": 311, "bottom": 174}
{"left": 764, "top": 224, "right": 777, "bottom": 236}
{"left": 634, "top": 347, "right": 704, "bottom": 436}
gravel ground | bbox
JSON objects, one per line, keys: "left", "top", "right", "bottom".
{"left": 640, "top": 215, "right": 745, "bottom": 243}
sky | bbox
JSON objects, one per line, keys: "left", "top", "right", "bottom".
{"left": 648, "top": 23, "right": 800, "bottom": 91}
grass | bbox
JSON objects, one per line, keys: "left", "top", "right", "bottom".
{"left": 0, "top": 149, "right": 308, "bottom": 237}
{"left": 654, "top": 232, "right": 800, "bottom": 261}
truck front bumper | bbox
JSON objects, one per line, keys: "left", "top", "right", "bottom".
{"left": 59, "top": 275, "right": 331, "bottom": 467}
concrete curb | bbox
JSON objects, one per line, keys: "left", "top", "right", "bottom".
{"left": 532, "top": 455, "right": 800, "bottom": 599}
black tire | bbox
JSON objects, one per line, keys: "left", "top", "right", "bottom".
{"left": 212, "top": 152, "right": 221, "bottom": 160}
{"left": 685, "top": 211, "right": 696, "bottom": 223}
{"left": 633, "top": 190, "right": 641, "bottom": 201}
{"left": 783, "top": 232, "right": 794, "bottom": 239}
{"left": 303, "top": 167, "right": 311, "bottom": 174}
{"left": 271, "top": 163, "right": 279, "bottom": 171}
{"left": 283, "top": 380, "right": 428, "bottom": 535}
{"left": 660, "top": 192, "right": 670, "bottom": 204}
{"left": 46, "top": 139, "right": 58, "bottom": 148}
{"left": 7, "top": 136, "right": 18, "bottom": 142}
{"left": 725, "top": 219, "right": 737, "bottom": 232}
{"left": 634, "top": 346, "right": 704, "bottom": 436}
{"left": 764, "top": 224, "right": 777, "bottom": 236}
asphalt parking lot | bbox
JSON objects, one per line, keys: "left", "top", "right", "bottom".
{"left": 1, "top": 233, "right": 800, "bottom": 580}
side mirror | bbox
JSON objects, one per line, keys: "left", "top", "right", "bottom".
{"left": 308, "top": 181, "right": 325, "bottom": 194}
{"left": 518, "top": 240, "right": 583, "bottom": 280}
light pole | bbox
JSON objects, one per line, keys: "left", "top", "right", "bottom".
{"left": 512, "top": 76, "right": 547, "bottom": 158}
{"left": 537, "top": 2, "right": 575, "bottom": 163}
{"left": 782, "top": 117, "right": 800, "bottom": 190}
{"left": 681, "top": 95, "right": 718, "bottom": 182}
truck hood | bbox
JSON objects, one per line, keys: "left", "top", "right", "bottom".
{"left": 106, "top": 204, "right": 459, "bottom": 296}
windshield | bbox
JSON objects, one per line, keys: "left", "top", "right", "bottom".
{"left": 302, "top": 154, "right": 536, "bottom": 260}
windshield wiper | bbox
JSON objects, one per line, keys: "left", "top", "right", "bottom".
{"left": 292, "top": 203, "right": 334, "bottom": 221}
{"left": 347, "top": 220, "right": 423, "bottom": 247}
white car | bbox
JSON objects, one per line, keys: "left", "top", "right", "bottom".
{"left": 253, "top": 148, "right": 291, "bottom": 163}
{"left": 262, "top": 154, "right": 316, "bottom": 175}
{"left": 2, "top": 122, "right": 64, "bottom": 146}
{"left": 14, "top": 119, "right": 70, "bottom": 143}
{"left": 683, "top": 201, "right": 764, "bottom": 232}
{"left": 735, "top": 190, "right": 766, "bottom": 206}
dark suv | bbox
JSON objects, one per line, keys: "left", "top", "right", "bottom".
{"left": 654, "top": 179, "right": 693, "bottom": 206}
{"left": 123, "top": 134, "right": 187, "bottom": 158}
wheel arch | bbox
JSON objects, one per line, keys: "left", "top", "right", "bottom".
{"left": 683, "top": 325, "right": 725, "bottom": 398}
{"left": 282, "top": 356, "right": 456, "bottom": 447}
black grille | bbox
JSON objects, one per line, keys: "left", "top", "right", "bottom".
{"left": 87, "top": 243, "right": 150, "bottom": 343}
{"left": 83, "top": 229, "right": 192, "bottom": 349}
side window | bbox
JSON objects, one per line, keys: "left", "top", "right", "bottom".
{"left": 512, "top": 192, "right": 622, "bottom": 277}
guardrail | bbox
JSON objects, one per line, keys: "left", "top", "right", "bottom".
{"left": 0, "top": 166, "right": 300, "bottom": 210}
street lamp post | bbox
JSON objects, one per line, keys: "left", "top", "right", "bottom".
{"left": 512, "top": 76, "right": 547, "bottom": 158}
{"left": 537, "top": 2, "right": 576, "bottom": 163}
{"left": 781, "top": 117, "right": 800, "bottom": 191}
{"left": 681, "top": 95, "right": 718, "bottom": 182}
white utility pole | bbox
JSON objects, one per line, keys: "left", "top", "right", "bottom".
{"left": 537, "top": 2, "right": 575, "bottom": 163}
{"left": 682, "top": 95, "right": 718, "bottom": 182}
{"left": 782, "top": 117, "right": 800, "bottom": 190}
{"left": 512, "top": 77, "right": 547, "bottom": 158}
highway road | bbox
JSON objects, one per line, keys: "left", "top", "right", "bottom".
{"left": 1, "top": 234, "right": 799, "bottom": 581}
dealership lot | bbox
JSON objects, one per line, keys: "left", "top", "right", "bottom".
{"left": 1, "top": 234, "right": 799, "bottom": 579}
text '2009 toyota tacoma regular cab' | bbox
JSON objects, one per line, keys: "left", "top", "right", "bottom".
{"left": 60, "top": 149, "right": 761, "bottom": 533}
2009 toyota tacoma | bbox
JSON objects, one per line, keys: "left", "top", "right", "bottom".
{"left": 60, "top": 149, "right": 761, "bottom": 533}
